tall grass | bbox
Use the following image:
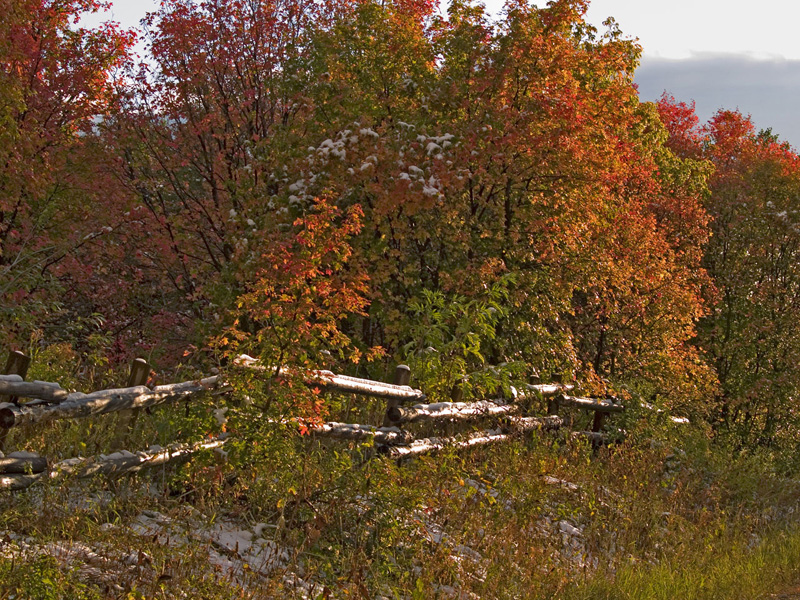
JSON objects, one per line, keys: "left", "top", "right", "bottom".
{"left": 572, "top": 525, "right": 800, "bottom": 600}
{"left": 3, "top": 375, "right": 800, "bottom": 598}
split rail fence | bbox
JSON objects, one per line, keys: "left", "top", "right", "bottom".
{"left": 0, "top": 349, "right": 627, "bottom": 491}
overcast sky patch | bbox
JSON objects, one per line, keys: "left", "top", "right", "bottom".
{"left": 635, "top": 53, "right": 800, "bottom": 150}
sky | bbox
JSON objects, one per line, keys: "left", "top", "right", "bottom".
{"left": 85, "top": 0, "right": 800, "bottom": 148}
{"left": 519, "top": 0, "right": 800, "bottom": 148}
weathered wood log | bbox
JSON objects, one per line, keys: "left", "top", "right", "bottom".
{"left": 1, "top": 351, "right": 31, "bottom": 452}
{"left": 639, "top": 401, "right": 690, "bottom": 424}
{"left": 113, "top": 358, "right": 152, "bottom": 449}
{"left": 0, "top": 473, "right": 41, "bottom": 491}
{"left": 592, "top": 410, "right": 607, "bottom": 433}
{"left": 0, "top": 374, "right": 24, "bottom": 383}
{"left": 512, "top": 383, "right": 577, "bottom": 416}
{"left": 302, "top": 369, "right": 427, "bottom": 401}
{"left": 522, "top": 383, "right": 576, "bottom": 397}
{"left": 56, "top": 437, "right": 228, "bottom": 479}
{"left": 3, "top": 351, "right": 30, "bottom": 382}
{"left": 380, "top": 429, "right": 511, "bottom": 459}
{"left": 235, "top": 355, "right": 425, "bottom": 402}
{"left": 383, "top": 364, "right": 412, "bottom": 426}
{"left": 501, "top": 415, "right": 565, "bottom": 434}
{"left": 387, "top": 400, "right": 519, "bottom": 424}
{"left": 381, "top": 415, "right": 564, "bottom": 459}
{"left": 0, "top": 380, "right": 68, "bottom": 403}
{"left": 0, "top": 455, "right": 48, "bottom": 474}
{"left": 0, "top": 437, "right": 228, "bottom": 491}
{"left": 0, "top": 376, "right": 221, "bottom": 429}
{"left": 559, "top": 395, "right": 624, "bottom": 413}
{"left": 308, "top": 422, "right": 413, "bottom": 445}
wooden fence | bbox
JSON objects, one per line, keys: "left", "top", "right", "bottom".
{"left": 0, "top": 349, "right": 628, "bottom": 491}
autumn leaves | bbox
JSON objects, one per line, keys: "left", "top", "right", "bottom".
{"left": 1, "top": 0, "right": 797, "bottom": 442}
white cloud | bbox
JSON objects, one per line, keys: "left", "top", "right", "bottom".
{"left": 482, "top": 0, "right": 800, "bottom": 60}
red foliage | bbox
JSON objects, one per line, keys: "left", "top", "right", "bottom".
{"left": 0, "top": 0, "right": 133, "bottom": 344}
{"left": 656, "top": 93, "right": 703, "bottom": 159}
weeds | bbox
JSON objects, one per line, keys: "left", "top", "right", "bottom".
{"left": 2, "top": 375, "right": 800, "bottom": 599}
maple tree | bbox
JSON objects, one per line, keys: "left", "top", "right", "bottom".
{"left": 0, "top": 0, "right": 133, "bottom": 346}
{"left": 72, "top": 0, "right": 715, "bottom": 409}
{"left": 98, "top": 0, "right": 322, "bottom": 359}
{"left": 287, "top": 0, "right": 715, "bottom": 410}
{"left": 220, "top": 199, "right": 373, "bottom": 421}
{"left": 0, "top": 0, "right": 731, "bottom": 424}
{"left": 694, "top": 109, "right": 800, "bottom": 445}
{"left": 656, "top": 92, "right": 800, "bottom": 446}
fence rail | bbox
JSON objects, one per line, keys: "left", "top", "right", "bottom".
{"left": 0, "top": 377, "right": 222, "bottom": 428}
{"left": 0, "top": 437, "right": 228, "bottom": 492}
{"left": 234, "top": 355, "right": 426, "bottom": 402}
{"left": 386, "top": 400, "right": 518, "bottom": 424}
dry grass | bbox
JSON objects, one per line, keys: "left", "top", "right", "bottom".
{"left": 2, "top": 386, "right": 800, "bottom": 598}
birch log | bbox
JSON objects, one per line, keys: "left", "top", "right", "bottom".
{"left": 521, "top": 383, "right": 576, "bottom": 397}
{"left": 55, "top": 437, "right": 228, "bottom": 479}
{"left": 1, "top": 352, "right": 30, "bottom": 452}
{"left": 381, "top": 415, "right": 565, "bottom": 459}
{"left": 383, "top": 364, "right": 412, "bottom": 426}
{"left": 558, "top": 395, "right": 624, "bottom": 413}
{"left": 308, "top": 371, "right": 425, "bottom": 401}
{"left": 502, "top": 415, "right": 565, "bottom": 434}
{"left": 639, "top": 401, "right": 690, "bottom": 424}
{"left": 0, "top": 473, "right": 41, "bottom": 491}
{"left": 387, "top": 400, "right": 518, "bottom": 424}
{"left": 308, "top": 422, "right": 413, "bottom": 445}
{"left": 235, "top": 355, "right": 425, "bottom": 402}
{"left": 0, "top": 376, "right": 221, "bottom": 429}
{"left": 380, "top": 429, "right": 511, "bottom": 460}
{"left": 0, "top": 437, "right": 228, "bottom": 491}
{"left": 113, "top": 358, "right": 152, "bottom": 449}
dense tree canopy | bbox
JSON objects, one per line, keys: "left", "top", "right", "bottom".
{"left": 658, "top": 94, "right": 800, "bottom": 445}
{"left": 3, "top": 0, "right": 799, "bottom": 434}
{"left": 0, "top": 0, "right": 133, "bottom": 345}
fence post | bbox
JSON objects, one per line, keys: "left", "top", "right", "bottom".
{"left": 589, "top": 410, "right": 607, "bottom": 452}
{"left": 112, "top": 358, "right": 151, "bottom": 449}
{"left": 1, "top": 350, "right": 31, "bottom": 452}
{"left": 591, "top": 410, "right": 606, "bottom": 434}
{"left": 383, "top": 364, "right": 411, "bottom": 426}
{"left": 547, "top": 374, "right": 561, "bottom": 416}
{"left": 447, "top": 381, "right": 466, "bottom": 436}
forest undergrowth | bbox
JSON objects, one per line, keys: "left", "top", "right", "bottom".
{"left": 2, "top": 386, "right": 800, "bottom": 600}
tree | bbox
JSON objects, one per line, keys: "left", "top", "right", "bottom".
{"left": 104, "top": 0, "right": 381, "bottom": 368}
{"left": 299, "top": 0, "right": 714, "bottom": 406}
{"left": 0, "top": 0, "right": 133, "bottom": 345}
{"left": 700, "top": 109, "right": 800, "bottom": 446}
{"left": 97, "top": 0, "right": 715, "bottom": 415}
{"left": 657, "top": 92, "right": 800, "bottom": 446}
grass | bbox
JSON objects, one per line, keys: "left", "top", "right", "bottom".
{"left": 571, "top": 525, "right": 800, "bottom": 600}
